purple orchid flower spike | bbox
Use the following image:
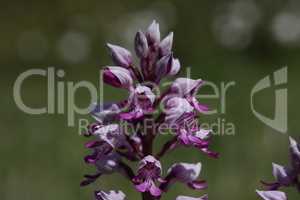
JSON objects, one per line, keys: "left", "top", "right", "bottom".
{"left": 176, "top": 194, "right": 208, "bottom": 200}
{"left": 256, "top": 190, "right": 287, "bottom": 200}
{"left": 103, "top": 66, "right": 134, "bottom": 89}
{"left": 107, "top": 43, "right": 133, "bottom": 68}
{"left": 133, "top": 155, "right": 164, "bottom": 197}
{"left": 161, "top": 162, "right": 207, "bottom": 191}
{"left": 81, "top": 20, "right": 219, "bottom": 200}
{"left": 95, "top": 190, "right": 127, "bottom": 200}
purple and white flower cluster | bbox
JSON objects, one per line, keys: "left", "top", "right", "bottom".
{"left": 80, "top": 21, "right": 218, "bottom": 200}
{"left": 256, "top": 137, "right": 300, "bottom": 200}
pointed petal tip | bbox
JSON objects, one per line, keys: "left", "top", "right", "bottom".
{"left": 289, "top": 136, "right": 297, "bottom": 146}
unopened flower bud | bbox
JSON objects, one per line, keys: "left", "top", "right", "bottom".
{"left": 107, "top": 43, "right": 132, "bottom": 68}
{"left": 135, "top": 31, "right": 149, "bottom": 58}
{"left": 146, "top": 20, "right": 160, "bottom": 45}
{"left": 159, "top": 32, "right": 173, "bottom": 56}
{"left": 103, "top": 67, "right": 133, "bottom": 89}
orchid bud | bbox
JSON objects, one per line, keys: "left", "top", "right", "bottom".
{"left": 81, "top": 142, "right": 121, "bottom": 186}
{"left": 289, "top": 137, "right": 300, "bottom": 171}
{"left": 95, "top": 151, "right": 121, "bottom": 174}
{"left": 256, "top": 190, "right": 287, "bottom": 200}
{"left": 167, "top": 162, "right": 207, "bottom": 190}
{"left": 155, "top": 54, "right": 181, "bottom": 82}
{"left": 135, "top": 31, "right": 149, "bottom": 58}
{"left": 107, "top": 43, "right": 132, "bottom": 68}
{"left": 159, "top": 32, "right": 173, "bottom": 56}
{"left": 155, "top": 54, "right": 173, "bottom": 81}
{"left": 103, "top": 67, "right": 133, "bottom": 89}
{"left": 272, "top": 163, "right": 293, "bottom": 186}
{"left": 168, "top": 162, "right": 202, "bottom": 183}
{"left": 146, "top": 20, "right": 160, "bottom": 45}
{"left": 176, "top": 195, "right": 208, "bottom": 200}
{"left": 95, "top": 190, "right": 126, "bottom": 200}
{"left": 169, "top": 58, "right": 181, "bottom": 76}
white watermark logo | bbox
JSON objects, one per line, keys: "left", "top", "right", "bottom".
{"left": 13, "top": 66, "right": 289, "bottom": 135}
{"left": 13, "top": 67, "right": 100, "bottom": 126}
{"left": 250, "top": 67, "right": 288, "bottom": 133}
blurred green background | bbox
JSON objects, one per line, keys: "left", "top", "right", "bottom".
{"left": 1, "top": 0, "right": 300, "bottom": 199}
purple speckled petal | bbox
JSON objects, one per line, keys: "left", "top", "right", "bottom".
{"left": 95, "top": 190, "right": 126, "bottom": 200}
{"left": 256, "top": 190, "right": 287, "bottom": 200}
{"left": 190, "top": 97, "right": 209, "bottom": 113}
{"left": 289, "top": 137, "right": 300, "bottom": 171}
{"left": 171, "top": 78, "right": 203, "bottom": 97}
{"left": 188, "top": 180, "right": 208, "bottom": 190}
{"left": 90, "top": 103, "right": 120, "bottom": 123}
{"left": 149, "top": 181, "right": 162, "bottom": 197}
{"left": 200, "top": 147, "right": 219, "bottom": 159}
{"left": 119, "top": 85, "right": 155, "bottom": 121}
{"left": 167, "top": 162, "right": 202, "bottom": 184}
{"left": 272, "top": 163, "right": 293, "bottom": 186}
{"left": 135, "top": 180, "right": 151, "bottom": 192}
{"left": 176, "top": 194, "right": 208, "bottom": 200}
{"left": 164, "top": 97, "right": 194, "bottom": 125}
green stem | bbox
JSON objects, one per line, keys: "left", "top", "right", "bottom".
{"left": 142, "top": 192, "right": 154, "bottom": 200}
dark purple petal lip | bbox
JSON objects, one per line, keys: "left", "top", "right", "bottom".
{"left": 80, "top": 172, "right": 101, "bottom": 187}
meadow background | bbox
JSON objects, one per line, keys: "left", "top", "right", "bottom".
{"left": 1, "top": 0, "right": 299, "bottom": 199}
